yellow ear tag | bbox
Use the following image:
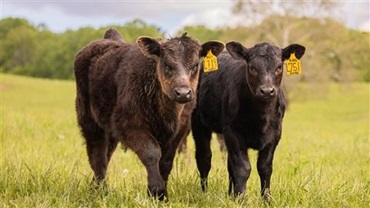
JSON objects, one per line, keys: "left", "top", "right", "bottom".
{"left": 203, "top": 50, "right": 218, "bottom": 72}
{"left": 285, "top": 53, "right": 302, "bottom": 75}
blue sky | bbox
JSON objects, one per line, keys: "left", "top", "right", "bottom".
{"left": 2, "top": 1, "right": 369, "bottom": 35}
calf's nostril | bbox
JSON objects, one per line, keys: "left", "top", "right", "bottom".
{"left": 269, "top": 88, "right": 275, "bottom": 95}
{"left": 185, "top": 89, "right": 192, "bottom": 98}
{"left": 175, "top": 89, "right": 181, "bottom": 96}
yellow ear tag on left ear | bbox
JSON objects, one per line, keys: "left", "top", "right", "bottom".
{"left": 285, "top": 53, "right": 302, "bottom": 75}
{"left": 203, "top": 50, "right": 218, "bottom": 72}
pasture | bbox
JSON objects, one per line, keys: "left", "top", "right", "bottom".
{"left": 1, "top": 74, "right": 369, "bottom": 207}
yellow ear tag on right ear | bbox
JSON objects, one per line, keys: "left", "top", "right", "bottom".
{"left": 203, "top": 50, "right": 218, "bottom": 72}
{"left": 285, "top": 53, "right": 302, "bottom": 75}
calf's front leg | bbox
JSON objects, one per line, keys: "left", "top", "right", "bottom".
{"left": 124, "top": 130, "right": 166, "bottom": 200}
{"left": 224, "top": 127, "right": 251, "bottom": 196}
{"left": 159, "top": 122, "right": 190, "bottom": 183}
{"left": 227, "top": 150, "right": 251, "bottom": 196}
{"left": 257, "top": 141, "right": 278, "bottom": 202}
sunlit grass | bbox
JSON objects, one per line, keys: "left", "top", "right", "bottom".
{"left": 1, "top": 74, "right": 369, "bottom": 207}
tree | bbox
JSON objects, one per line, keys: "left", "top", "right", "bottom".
{"left": 2, "top": 25, "right": 38, "bottom": 73}
{"left": 231, "top": 0, "right": 338, "bottom": 46}
{"left": 0, "top": 18, "right": 37, "bottom": 71}
{"left": 0, "top": 17, "right": 34, "bottom": 40}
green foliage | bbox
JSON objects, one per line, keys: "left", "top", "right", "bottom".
{"left": 1, "top": 24, "right": 38, "bottom": 72}
{"left": 1, "top": 74, "right": 369, "bottom": 207}
{"left": 1, "top": 16, "right": 369, "bottom": 82}
{"left": 0, "top": 17, "right": 34, "bottom": 40}
{"left": 0, "top": 18, "right": 163, "bottom": 80}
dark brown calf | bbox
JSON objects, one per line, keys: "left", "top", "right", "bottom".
{"left": 74, "top": 28, "right": 224, "bottom": 200}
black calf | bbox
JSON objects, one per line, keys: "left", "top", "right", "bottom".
{"left": 192, "top": 41, "right": 305, "bottom": 201}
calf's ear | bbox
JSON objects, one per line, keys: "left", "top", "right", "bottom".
{"left": 104, "top": 28, "right": 124, "bottom": 42}
{"left": 282, "top": 44, "right": 306, "bottom": 60}
{"left": 226, "top": 41, "right": 251, "bottom": 61}
{"left": 137, "top": 36, "right": 161, "bottom": 58}
{"left": 200, "top": 41, "right": 225, "bottom": 57}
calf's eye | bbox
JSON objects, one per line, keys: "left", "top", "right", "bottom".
{"left": 275, "top": 66, "right": 283, "bottom": 75}
{"left": 249, "top": 67, "right": 258, "bottom": 75}
{"left": 189, "top": 63, "right": 199, "bottom": 75}
{"left": 164, "top": 63, "right": 173, "bottom": 72}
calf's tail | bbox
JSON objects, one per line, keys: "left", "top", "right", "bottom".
{"left": 73, "top": 49, "right": 94, "bottom": 129}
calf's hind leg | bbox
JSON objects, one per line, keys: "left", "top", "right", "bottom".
{"left": 192, "top": 119, "right": 213, "bottom": 192}
{"left": 106, "top": 134, "right": 118, "bottom": 162}
{"left": 81, "top": 122, "right": 109, "bottom": 185}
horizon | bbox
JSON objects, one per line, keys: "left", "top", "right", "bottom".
{"left": 2, "top": 1, "right": 369, "bottom": 35}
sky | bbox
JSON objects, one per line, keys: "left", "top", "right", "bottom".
{"left": 2, "top": 0, "right": 369, "bottom": 35}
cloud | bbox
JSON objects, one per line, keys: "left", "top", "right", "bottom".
{"left": 6, "top": 1, "right": 180, "bottom": 20}
{"left": 180, "top": 9, "right": 239, "bottom": 29}
{"left": 3, "top": 1, "right": 232, "bottom": 33}
{"left": 5, "top": 1, "right": 230, "bottom": 20}
{"left": 358, "top": 20, "right": 370, "bottom": 32}
{"left": 339, "top": 1, "right": 369, "bottom": 30}
{"left": 2, "top": 1, "right": 369, "bottom": 34}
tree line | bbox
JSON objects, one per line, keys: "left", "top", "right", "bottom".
{"left": 0, "top": 18, "right": 163, "bottom": 80}
{"left": 1, "top": 16, "right": 369, "bottom": 82}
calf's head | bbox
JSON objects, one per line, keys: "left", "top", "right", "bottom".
{"left": 137, "top": 33, "right": 224, "bottom": 103}
{"left": 226, "top": 42, "right": 305, "bottom": 100}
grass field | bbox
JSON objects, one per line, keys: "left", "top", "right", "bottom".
{"left": 1, "top": 74, "right": 369, "bottom": 207}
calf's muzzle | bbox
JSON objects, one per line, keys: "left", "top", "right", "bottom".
{"left": 172, "top": 86, "right": 193, "bottom": 103}
{"left": 257, "top": 86, "right": 276, "bottom": 99}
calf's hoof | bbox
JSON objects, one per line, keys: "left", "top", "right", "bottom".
{"left": 90, "top": 177, "right": 108, "bottom": 189}
{"left": 147, "top": 185, "right": 167, "bottom": 201}
{"left": 200, "top": 178, "right": 208, "bottom": 192}
{"left": 261, "top": 188, "right": 273, "bottom": 204}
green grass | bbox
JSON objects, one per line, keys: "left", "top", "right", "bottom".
{"left": 1, "top": 74, "right": 369, "bottom": 207}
